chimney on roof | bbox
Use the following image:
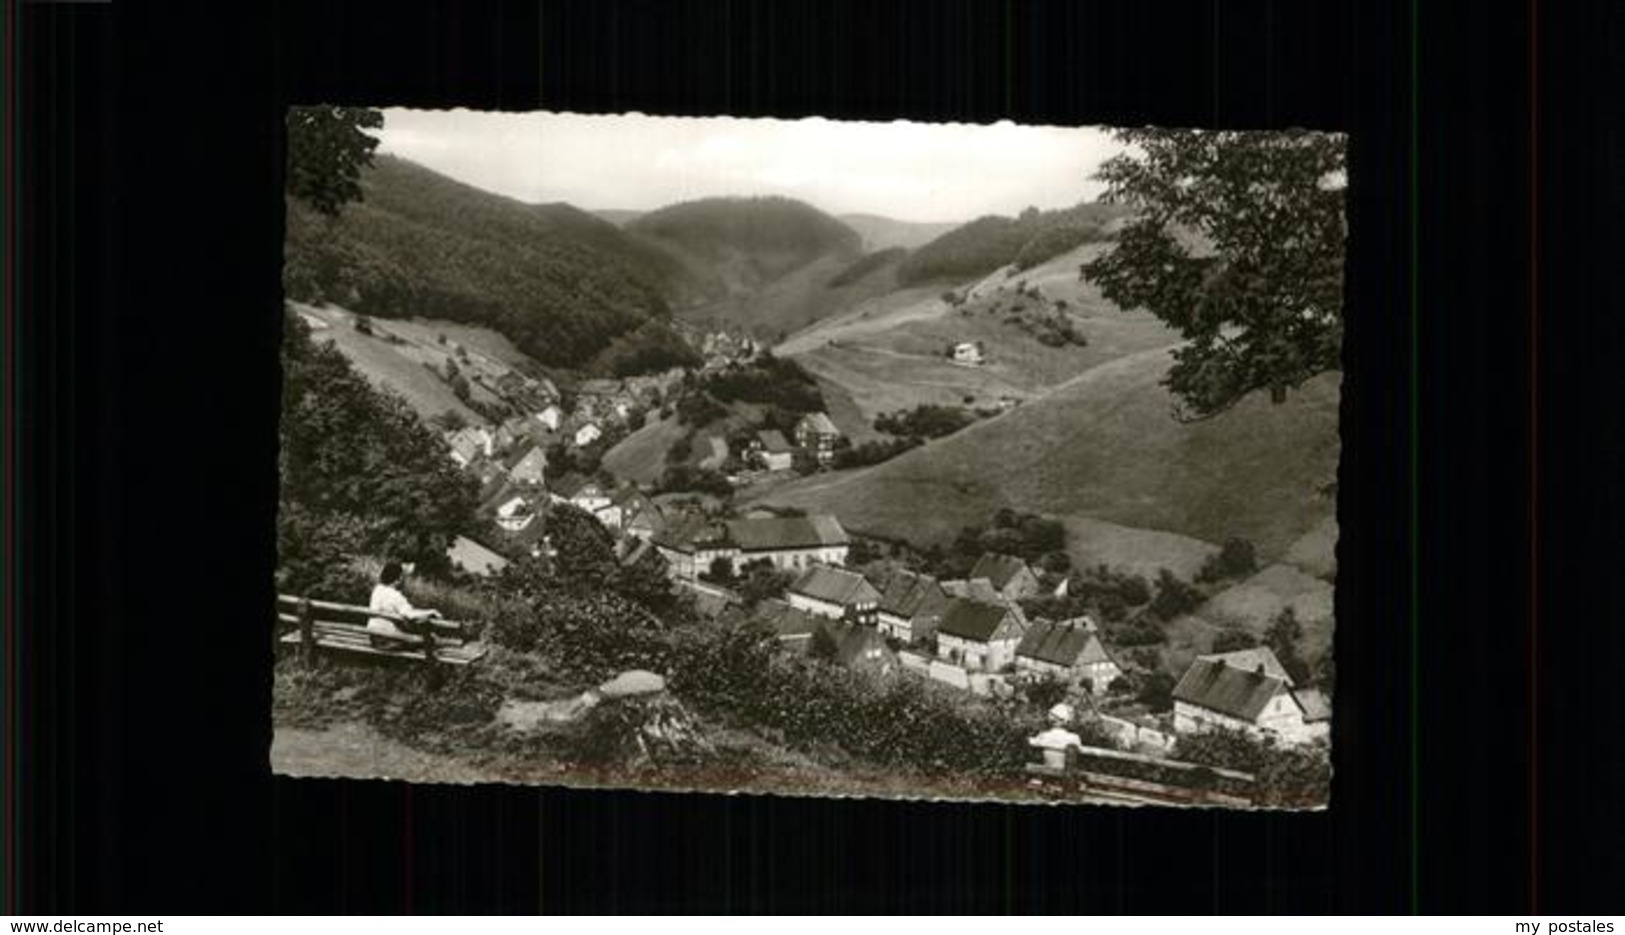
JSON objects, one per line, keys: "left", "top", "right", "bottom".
{"left": 1254, "top": 663, "right": 1267, "bottom": 678}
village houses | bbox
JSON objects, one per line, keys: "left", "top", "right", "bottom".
{"left": 446, "top": 425, "right": 495, "bottom": 467}
{"left": 495, "top": 495, "right": 536, "bottom": 532}
{"left": 653, "top": 514, "right": 851, "bottom": 581}
{"left": 572, "top": 422, "right": 603, "bottom": 448}
{"left": 952, "top": 341, "right": 986, "bottom": 365}
{"left": 445, "top": 535, "right": 510, "bottom": 578}
{"left": 550, "top": 474, "right": 612, "bottom": 516}
{"left": 504, "top": 444, "right": 548, "bottom": 487}
{"left": 785, "top": 564, "right": 881, "bottom": 623}
{"left": 793, "top": 412, "right": 842, "bottom": 466}
{"left": 750, "top": 599, "right": 897, "bottom": 677}
{"left": 966, "top": 552, "right": 1043, "bottom": 602}
{"left": 933, "top": 596, "right": 1028, "bottom": 673}
{"left": 872, "top": 568, "right": 952, "bottom": 644}
{"left": 752, "top": 429, "right": 796, "bottom": 472}
{"left": 1014, "top": 615, "right": 1121, "bottom": 693}
{"left": 534, "top": 404, "right": 563, "bottom": 431}
{"left": 1170, "top": 646, "right": 1329, "bottom": 746}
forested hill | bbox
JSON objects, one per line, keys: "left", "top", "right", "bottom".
{"left": 283, "top": 156, "right": 690, "bottom": 368}
{"left": 894, "top": 202, "right": 1134, "bottom": 285}
{"left": 628, "top": 196, "right": 863, "bottom": 296}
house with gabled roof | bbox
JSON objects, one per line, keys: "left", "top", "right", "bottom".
{"left": 872, "top": 568, "right": 952, "bottom": 644}
{"left": 934, "top": 597, "right": 1028, "bottom": 673}
{"left": 1014, "top": 616, "right": 1120, "bottom": 692}
{"left": 550, "top": 473, "right": 612, "bottom": 515}
{"left": 724, "top": 515, "right": 850, "bottom": 573}
{"left": 446, "top": 426, "right": 494, "bottom": 467}
{"left": 794, "top": 412, "right": 842, "bottom": 465}
{"left": 504, "top": 444, "right": 548, "bottom": 487}
{"left": 495, "top": 494, "right": 536, "bottom": 532}
{"left": 1199, "top": 647, "right": 1296, "bottom": 686}
{"left": 752, "top": 599, "right": 896, "bottom": 676}
{"left": 968, "top": 552, "right": 1042, "bottom": 601}
{"left": 787, "top": 564, "right": 881, "bottom": 622}
{"left": 446, "top": 535, "right": 510, "bottom": 577}
{"left": 1171, "top": 648, "right": 1323, "bottom": 745}
{"left": 753, "top": 429, "right": 796, "bottom": 472}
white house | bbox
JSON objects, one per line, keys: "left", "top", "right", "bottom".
{"left": 495, "top": 495, "right": 536, "bottom": 532}
{"left": 1014, "top": 616, "right": 1120, "bottom": 693}
{"left": 505, "top": 445, "right": 548, "bottom": 487}
{"left": 654, "top": 514, "right": 851, "bottom": 581}
{"left": 446, "top": 426, "right": 494, "bottom": 467}
{"left": 952, "top": 341, "right": 985, "bottom": 365}
{"left": 573, "top": 423, "right": 603, "bottom": 448}
{"left": 1171, "top": 649, "right": 1323, "bottom": 746}
{"left": 935, "top": 597, "right": 1028, "bottom": 673}
{"left": 753, "top": 429, "right": 796, "bottom": 472}
{"left": 534, "top": 405, "right": 563, "bottom": 431}
{"left": 873, "top": 569, "right": 952, "bottom": 643}
{"left": 551, "top": 474, "right": 612, "bottom": 515}
{"left": 786, "top": 564, "right": 881, "bottom": 622}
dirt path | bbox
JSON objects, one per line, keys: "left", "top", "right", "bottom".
{"left": 271, "top": 721, "right": 506, "bottom": 785}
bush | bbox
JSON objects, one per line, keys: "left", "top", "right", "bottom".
{"left": 1173, "top": 728, "right": 1331, "bottom": 808}
{"left": 1149, "top": 569, "right": 1204, "bottom": 621}
{"left": 1210, "top": 629, "right": 1259, "bottom": 653}
{"left": 1196, "top": 537, "right": 1259, "bottom": 583}
{"left": 1136, "top": 671, "right": 1176, "bottom": 712}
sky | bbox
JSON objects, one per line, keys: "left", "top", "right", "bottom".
{"left": 375, "top": 109, "right": 1127, "bottom": 224}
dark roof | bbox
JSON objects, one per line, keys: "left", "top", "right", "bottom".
{"left": 724, "top": 515, "right": 849, "bottom": 552}
{"left": 1172, "top": 658, "right": 1292, "bottom": 722}
{"left": 937, "top": 598, "right": 1015, "bottom": 643}
{"left": 942, "top": 577, "right": 1007, "bottom": 605}
{"left": 551, "top": 473, "right": 601, "bottom": 500}
{"left": 1016, "top": 618, "right": 1112, "bottom": 667}
{"left": 756, "top": 429, "right": 794, "bottom": 454}
{"left": 969, "top": 552, "right": 1034, "bottom": 590}
{"left": 789, "top": 565, "right": 881, "bottom": 607}
{"left": 1294, "top": 688, "right": 1332, "bottom": 723}
{"left": 822, "top": 620, "right": 892, "bottom": 668}
{"left": 651, "top": 514, "right": 721, "bottom": 552}
{"left": 1199, "top": 647, "right": 1294, "bottom": 686}
{"left": 875, "top": 569, "right": 948, "bottom": 619}
{"left": 753, "top": 600, "right": 826, "bottom": 641}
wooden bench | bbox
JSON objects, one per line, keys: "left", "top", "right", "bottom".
{"left": 275, "top": 594, "right": 487, "bottom": 667}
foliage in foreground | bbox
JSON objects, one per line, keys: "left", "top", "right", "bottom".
{"left": 1082, "top": 128, "right": 1346, "bottom": 419}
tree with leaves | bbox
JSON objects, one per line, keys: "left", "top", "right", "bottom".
{"left": 286, "top": 106, "right": 384, "bottom": 217}
{"left": 1265, "top": 606, "right": 1313, "bottom": 685}
{"left": 1081, "top": 129, "right": 1346, "bottom": 419}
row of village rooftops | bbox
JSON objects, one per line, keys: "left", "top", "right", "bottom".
{"left": 448, "top": 486, "right": 1331, "bottom": 749}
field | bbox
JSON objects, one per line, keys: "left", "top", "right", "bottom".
{"left": 291, "top": 302, "right": 487, "bottom": 425}
{"left": 753, "top": 346, "right": 1341, "bottom": 564}
{"left": 601, "top": 415, "right": 691, "bottom": 484}
{"left": 779, "top": 244, "right": 1181, "bottom": 428}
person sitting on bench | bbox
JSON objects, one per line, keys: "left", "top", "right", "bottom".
{"left": 1029, "top": 703, "right": 1086, "bottom": 771}
{"left": 367, "top": 561, "right": 442, "bottom": 650}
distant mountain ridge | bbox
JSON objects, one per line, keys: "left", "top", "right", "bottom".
{"left": 837, "top": 213, "right": 961, "bottom": 251}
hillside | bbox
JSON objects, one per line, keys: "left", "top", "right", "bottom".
{"left": 627, "top": 196, "right": 866, "bottom": 336}
{"left": 776, "top": 243, "right": 1180, "bottom": 437}
{"left": 894, "top": 202, "right": 1132, "bottom": 286}
{"left": 837, "top": 213, "right": 960, "bottom": 251}
{"left": 751, "top": 348, "right": 1341, "bottom": 563}
{"left": 283, "top": 156, "right": 689, "bottom": 370}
